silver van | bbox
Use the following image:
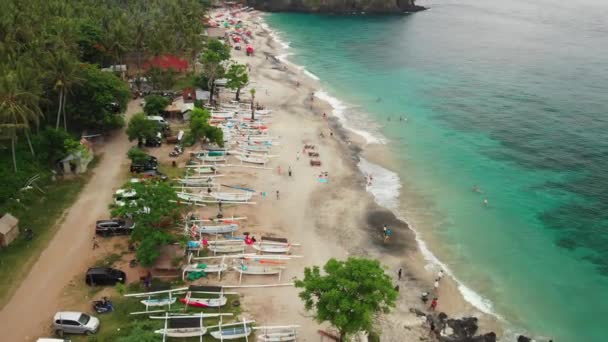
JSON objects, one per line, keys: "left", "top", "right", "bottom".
{"left": 53, "top": 311, "right": 99, "bottom": 336}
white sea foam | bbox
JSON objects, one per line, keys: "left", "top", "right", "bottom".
{"left": 303, "top": 69, "right": 320, "bottom": 81}
{"left": 357, "top": 157, "right": 500, "bottom": 318}
{"left": 315, "top": 90, "right": 385, "bottom": 145}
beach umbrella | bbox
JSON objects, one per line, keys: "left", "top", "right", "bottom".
{"left": 246, "top": 46, "right": 254, "bottom": 54}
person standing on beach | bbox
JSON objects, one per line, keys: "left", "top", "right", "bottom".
{"left": 383, "top": 225, "right": 387, "bottom": 238}
{"left": 296, "top": 151, "right": 300, "bottom": 161}
{"left": 437, "top": 270, "right": 444, "bottom": 281}
{"left": 276, "top": 190, "right": 280, "bottom": 200}
{"left": 430, "top": 297, "right": 438, "bottom": 311}
{"left": 398, "top": 268, "right": 402, "bottom": 280}
{"left": 434, "top": 279, "right": 439, "bottom": 291}
{"left": 92, "top": 236, "right": 99, "bottom": 250}
{"left": 288, "top": 166, "right": 292, "bottom": 177}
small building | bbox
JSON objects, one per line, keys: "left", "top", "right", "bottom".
{"left": 0, "top": 213, "right": 19, "bottom": 248}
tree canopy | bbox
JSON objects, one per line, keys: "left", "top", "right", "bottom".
{"left": 126, "top": 113, "right": 159, "bottom": 142}
{"left": 200, "top": 39, "right": 231, "bottom": 103}
{"left": 143, "top": 95, "right": 171, "bottom": 116}
{"left": 295, "top": 257, "right": 398, "bottom": 340}
{"left": 226, "top": 63, "right": 249, "bottom": 101}
{"left": 111, "top": 182, "right": 181, "bottom": 267}
{"left": 188, "top": 108, "right": 223, "bottom": 147}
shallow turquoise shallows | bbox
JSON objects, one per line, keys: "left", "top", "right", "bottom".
{"left": 267, "top": 1, "right": 608, "bottom": 341}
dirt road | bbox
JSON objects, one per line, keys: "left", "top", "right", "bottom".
{"left": 0, "top": 101, "right": 139, "bottom": 341}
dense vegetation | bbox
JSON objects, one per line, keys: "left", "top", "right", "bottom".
{"left": 0, "top": 0, "right": 208, "bottom": 204}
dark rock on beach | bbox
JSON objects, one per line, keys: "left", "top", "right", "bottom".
{"left": 247, "top": 0, "right": 426, "bottom": 14}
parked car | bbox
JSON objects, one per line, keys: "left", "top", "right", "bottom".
{"left": 95, "top": 219, "right": 134, "bottom": 236}
{"left": 138, "top": 169, "right": 168, "bottom": 181}
{"left": 130, "top": 155, "right": 158, "bottom": 172}
{"left": 52, "top": 311, "right": 99, "bottom": 337}
{"left": 143, "top": 135, "right": 162, "bottom": 147}
{"left": 85, "top": 267, "right": 126, "bottom": 286}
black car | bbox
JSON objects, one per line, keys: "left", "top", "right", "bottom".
{"left": 85, "top": 267, "right": 126, "bottom": 286}
{"left": 95, "top": 218, "right": 135, "bottom": 236}
{"left": 138, "top": 169, "right": 168, "bottom": 181}
{"left": 130, "top": 155, "right": 158, "bottom": 172}
{"left": 143, "top": 136, "right": 162, "bottom": 147}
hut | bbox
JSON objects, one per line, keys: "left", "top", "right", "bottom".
{"left": 0, "top": 213, "right": 19, "bottom": 248}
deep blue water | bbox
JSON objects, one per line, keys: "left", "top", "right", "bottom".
{"left": 267, "top": 1, "right": 608, "bottom": 341}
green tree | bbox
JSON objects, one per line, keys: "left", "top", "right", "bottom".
{"left": 0, "top": 61, "right": 43, "bottom": 171}
{"left": 67, "top": 64, "right": 129, "bottom": 131}
{"left": 295, "top": 258, "right": 398, "bottom": 341}
{"left": 126, "top": 113, "right": 158, "bottom": 143}
{"left": 46, "top": 51, "right": 84, "bottom": 130}
{"left": 200, "top": 39, "right": 230, "bottom": 103}
{"left": 111, "top": 182, "right": 180, "bottom": 267}
{"left": 189, "top": 107, "right": 223, "bottom": 147}
{"left": 127, "top": 146, "right": 149, "bottom": 164}
{"left": 143, "top": 95, "right": 170, "bottom": 116}
{"left": 226, "top": 63, "right": 249, "bottom": 101}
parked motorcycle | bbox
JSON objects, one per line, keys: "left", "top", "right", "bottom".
{"left": 93, "top": 297, "right": 114, "bottom": 314}
{"left": 169, "top": 145, "right": 183, "bottom": 157}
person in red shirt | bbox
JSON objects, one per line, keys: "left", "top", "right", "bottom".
{"left": 430, "top": 297, "right": 438, "bottom": 311}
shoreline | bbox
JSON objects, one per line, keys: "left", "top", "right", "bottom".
{"left": 226, "top": 9, "right": 504, "bottom": 340}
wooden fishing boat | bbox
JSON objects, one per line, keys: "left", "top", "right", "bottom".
{"left": 211, "top": 111, "right": 235, "bottom": 119}
{"left": 252, "top": 242, "right": 291, "bottom": 254}
{"left": 193, "top": 223, "right": 239, "bottom": 234}
{"left": 210, "top": 191, "right": 253, "bottom": 202}
{"left": 140, "top": 297, "right": 177, "bottom": 307}
{"left": 257, "top": 331, "right": 297, "bottom": 342}
{"left": 236, "top": 154, "right": 269, "bottom": 165}
{"left": 238, "top": 143, "right": 271, "bottom": 152}
{"left": 210, "top": 326, "right": 252, "bottom": 340}
{"left": 155, "top": 327, "right": 207, "bottom": 338}
{"left": 189, "top": 166, "right": 217, "bottom": 174}
{"left": 233, "top": 264, "right": 283, "bottom": 275}
{"left": 180, "top": 296, "right": 227, "bottom": 308}
{"left": 208, "top": 240, "right": 246, "bottom": 253}
{"left": 177, "top": 192, "right": 205, "bottom": 203}
{"left": 183, "top": 263, "right": 228, "bottom": 274}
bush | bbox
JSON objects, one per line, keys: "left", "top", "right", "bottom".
{"left": 143, "top": 95, "right": 171, "bottom": 116}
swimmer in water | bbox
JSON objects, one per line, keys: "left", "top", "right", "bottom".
{"left": 376, "top": 97, "right": 382, "bottom": 102}
{"left": 472, "top": 185, "right": 482, "bottom": 193}
{"left": 483, "top": 199, "right": 489, "bottom": 206}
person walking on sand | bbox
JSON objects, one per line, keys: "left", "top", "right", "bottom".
{"left": 429, "top": 320, "right": 436, "bottom": 337}
{"left": 384, "top": 227, "right": 392, "bottom": 243}
{"left": 430, "top": 297, "right": 438, "bottom": 311}
{"left": 277, "top": 165, "right": 282, "bottom": 175}
{"left": 288, "top": 166, "right": 292, "bottom": 177}
{"left": 434, "top": 279, "right": 440, "bottom": 291}
{"left": 437, "top": 270, "right": 444, "bottom": 281}
{"left": 92, "top": 236, "right": 99, "bottom": 250}
{"left": 383, "top": 224, "right": 387, "bottom": 237}
{"left": 398, "top": 268, "right": 403, "bottom": 280}
{"left": 276, "top": 190, "right": 280, "bottom": 200}
{"left": 296, "top": 151, "right": 300, "bottom": 161}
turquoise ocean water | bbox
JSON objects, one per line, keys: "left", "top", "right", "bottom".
{"left": 266, "top": 1, "right": 608, "bottom": 341}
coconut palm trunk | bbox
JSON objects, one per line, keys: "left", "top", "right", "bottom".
{"left": 56, "top": 88, "right": 63, "bottom": 129}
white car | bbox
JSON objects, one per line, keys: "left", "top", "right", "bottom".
{"left": 52, "top": 311, "right": 99, "bottom": 336}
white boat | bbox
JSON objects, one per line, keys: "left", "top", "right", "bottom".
{"left": 208, "top": 241, "right": 246, "bottom": 253}
{"left": 236, "top": 154, "right": 269, "bottom": 165}
{"left": 183, "top": 263, "right": 228, "bottom": 274}
{"left": 257, "top": 331, "right": 297, "bottom": 342}
{"left": 197, "top": 155, "right": 227, "bottom": 162}
{"left": 210, "top": 192, "right": 253, "bottom": 202}
{"left": 238, "top": 144, "right": 271, "bottom": 152}
{"left": 177, "top": 192, "right": 205, "bottom": 203}
{"left": 211, "top": 111, "right": 235, "bottom": 119}
{"left": 210, "top": 326, "right": 252, "bottom": 340}
{"left": 194, "top": 223, "right": 239, "bottom": 234}
{"left": 155, "top": 327, "right": 207, "bottom": 338}
{"left": 252, "top": 243, "right": 291, "bottom": 254}
{"left": 140, "top": 297, "right": 177, "bottom": 307}
{"left": 189, "top": 166, "right": 217, "bottom": 174}
{"left": 233, "top": 264, "right": 283, "bottom": 275}
{"left": 181, "top": 295, "right": 227, "bottom": 308}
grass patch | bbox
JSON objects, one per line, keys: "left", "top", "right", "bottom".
{"left": 94, "top": 253, "right": 123, "bottom": 268}
{"left": 69, "top": 281, "right": 251, "bottom": 342}
{"left": 0, "top": 168, "right": 96, "bottom": 308}
{"left": 159, "top": 163, "right": 185, "bottom": 180}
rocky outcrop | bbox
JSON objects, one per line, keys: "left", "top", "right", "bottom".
{"left": 247, "top": 0, "right": 425, "bottom": 14}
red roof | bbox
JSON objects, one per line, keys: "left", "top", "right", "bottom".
{"left": 144, "top": 55, "right": 189, "bottom": 72}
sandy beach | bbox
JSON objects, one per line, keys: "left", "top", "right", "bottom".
{"left": 189, "top": 9, "right": 502, "bottom": 341}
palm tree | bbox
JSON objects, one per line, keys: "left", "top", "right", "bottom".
{"left": 47, "top": 51, "right": 83, "bottom": 130}
{"left": 0, "top": 62, "right": 43, "bottom": 171}
{"left": 249, "top": 88, "right": 256, "bottom": 121}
